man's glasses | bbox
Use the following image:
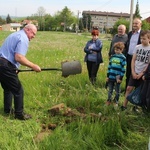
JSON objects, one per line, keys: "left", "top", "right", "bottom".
{"left": 29, "top": 29, "right": 36, "bottom": 36}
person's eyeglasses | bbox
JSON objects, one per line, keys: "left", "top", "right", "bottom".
{"left": 29, "top": 29, "right": 36, "bottom": 36}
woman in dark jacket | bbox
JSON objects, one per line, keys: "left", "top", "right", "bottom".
{"left": 84, "top": 29, "right": 103, "bottom": 84}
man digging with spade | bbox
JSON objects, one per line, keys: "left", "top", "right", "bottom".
{"left": 0, "top": 24, "right": 41, "bottom": 120}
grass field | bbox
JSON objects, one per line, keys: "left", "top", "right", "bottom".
{"left": 0, "top": 31, "right": 149, "bottom": 150}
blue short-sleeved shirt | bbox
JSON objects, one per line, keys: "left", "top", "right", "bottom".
{"left": 0, "top": 29, "right": 29, "bottom": 68}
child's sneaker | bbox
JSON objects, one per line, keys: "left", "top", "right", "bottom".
{"left": 105, "top": 101, "right": 111, "bottom": 106}
{"left": 132, "top": 106, "right": 139, "bottom": 112}
{"left": 120, "top": 105, "right": 127, "bottom": 111}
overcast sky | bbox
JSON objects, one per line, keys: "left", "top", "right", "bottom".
{"left": 0, "top": 0, "right": 149, "bottom": 19}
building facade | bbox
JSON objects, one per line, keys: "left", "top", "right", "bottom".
{"left": 2, "top": 23, "right": 22, "bottom": 31}
{"left": 82, "top": 11, "right": 130, "bottom": 32}
{"left": 1, "top": 20, "right": 38, "bottom": 31}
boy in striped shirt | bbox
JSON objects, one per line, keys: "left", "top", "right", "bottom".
{"left": 106, "top": 42, "right": 126, "bottom": 106}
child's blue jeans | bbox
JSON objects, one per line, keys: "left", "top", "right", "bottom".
{"left": 107, "top": 81, "right": 120, "bottom": 103}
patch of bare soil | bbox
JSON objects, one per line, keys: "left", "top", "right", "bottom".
{"left": 34, "top": 103, "right": 105, "bottom": 143}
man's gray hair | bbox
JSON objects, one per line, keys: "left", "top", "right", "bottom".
{"left": 24, "top": 24, "right": 37, "bottom": 30}
{"left": 118, "top": 24, "right": 126, "bottom": 30}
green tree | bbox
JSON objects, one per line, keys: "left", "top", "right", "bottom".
{"left": 79, "top": 18, "right": 84, "bottom": 31}
{"left": 142, "top": 20, "right": 150, "bottom": 30}
{"left": 6, "top": 14, "right": 12, "bottom": 23}
{"left": 82, "top": 13, "right": 87, "bottom": 30}
{"left": 26, "top": 14, "right": 39, "bottom": 21}
{"left": 59, "top": 6, "right": 76, "bottom": 32}
{"left": 0, "top": 16, "right": 6, "bottom": 25}
{"left": 44, "top": 14, "right": 53, "bottom": 31}
{"left": 36, "top": 6, "right": 46, "bottom": 31}
{"left": 82, "top": 13, "right": 91, "bottom": 31}
{"left": 25, "top": 6, "right": 77, "bottom": 32}
{"left": 134, "top": 0, "right": 142, "bottom": 18}
{"left": 52, "top": 13, "right": 62, "bottom": 31}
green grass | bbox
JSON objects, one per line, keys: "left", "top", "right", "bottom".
{"left": 0, "top": 31, "right": 149, "bottom": 150}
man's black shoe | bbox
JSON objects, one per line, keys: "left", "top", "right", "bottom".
{"left": 15, "top": 113, "right": 32, "bottom": 120}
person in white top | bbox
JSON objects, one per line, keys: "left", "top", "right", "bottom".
{"left": 121, "top": 30, "right": 150, "bottom": 110}
{"left": 125, "top": 18, "right": 142, "bottom": 89}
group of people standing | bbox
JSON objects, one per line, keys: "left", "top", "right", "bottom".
{"left": 0, "top": 17, "right": 149, "bottom": 121}
{"left": 84, "top": 18, "right": 150, "bottom": 111}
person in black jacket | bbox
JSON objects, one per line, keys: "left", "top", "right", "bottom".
{"left": 125, "top": 18, "right": 142, "bottom": 89}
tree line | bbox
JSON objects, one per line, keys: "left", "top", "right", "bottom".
{"left": 0, "top": 6, "right": 150, "bottom": 35}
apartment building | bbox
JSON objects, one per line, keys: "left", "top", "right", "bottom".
{"left": 82, "top": 11, "right": 130, "bottom": 32}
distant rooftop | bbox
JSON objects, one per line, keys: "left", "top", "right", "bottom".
{"left": 10, "top": 23, "right": 22, "bottom": 27}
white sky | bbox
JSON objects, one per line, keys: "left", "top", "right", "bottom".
{"left": 0, "top": 0, "right": 149, "bottom": 19}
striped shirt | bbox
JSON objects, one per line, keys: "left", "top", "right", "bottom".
{"left": 107, "top": 53, "right": 126, "bottom": 81}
